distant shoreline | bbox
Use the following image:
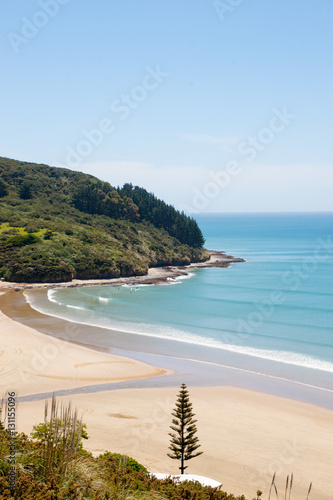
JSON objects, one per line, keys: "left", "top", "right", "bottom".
{"left": 0, "top": 249, "right": 245, "bottom": 291}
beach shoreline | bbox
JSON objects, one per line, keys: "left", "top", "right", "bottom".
{"left": 1, "top": 291, "right": 333, "bottom": 499}
{"left": 1, "top": 289, "right": 333, "bottom": 410}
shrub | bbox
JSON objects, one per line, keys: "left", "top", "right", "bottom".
{"left": 99, "top": 451, "right": 148, "bottom": 473}
{"left": 25, "top": 222, "right": 39, "bottom": 233}
{"left": 6, "top": 234, "right": 41, "bottom": 247}
{"left": 0, "top": 179, "right": 8, "bottom": 198}
{"left": 44, "top": 231, "right": 53, "bottom": 240}
{"left": 19, "top": 181, "right": 33, "bottom": 200}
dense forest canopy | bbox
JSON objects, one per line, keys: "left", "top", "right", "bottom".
{"left": 117, "top": 183, "right": 205, "bottom": 248}
{"left": 0, "top": 157, "right": 208, "bottom": 283}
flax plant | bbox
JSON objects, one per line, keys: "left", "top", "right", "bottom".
{"left": 32, "top": 394, "right": 84, "bottom": 483}
{"left": 266, "top": 473, "right": 312, "bottom": 500}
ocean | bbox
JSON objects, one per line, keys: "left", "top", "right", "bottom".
{"left": 25, "top": 213, "right": 333, "bottom": 397}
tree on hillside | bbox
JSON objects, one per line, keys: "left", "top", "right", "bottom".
{"left": 167, "top": 383, "right": 203, "bottom": 474}
{"left": 72, "top": 181, "right": 140, "bottom": 222}
{"left": 0, "top": 178, "right": 8, "bottom": 198}
{"left": 19, "top": 181, "right": 33, "bottom": 200}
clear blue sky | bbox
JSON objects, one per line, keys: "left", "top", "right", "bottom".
{"left": 1, "top": 0, "right": 332, "bottom": 212}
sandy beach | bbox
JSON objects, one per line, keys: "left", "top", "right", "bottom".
{"left": 0, "top": 290, "right": 333, "bottom": 499}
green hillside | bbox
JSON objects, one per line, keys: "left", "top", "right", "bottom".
{"left": 0, "top": 157, "right": 208, "bottom": 283}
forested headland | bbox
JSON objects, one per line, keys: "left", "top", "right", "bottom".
{"left": 0, "top": 157, "right": 209, "bottom": 283}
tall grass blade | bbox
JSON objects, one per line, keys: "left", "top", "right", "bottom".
{"left": 284, "top": 475, "right": 289, "bottom": 500}
{"left": 268, "top": 472, "right": 276, "bottom": 500}
{"left": 288, "top": 473, "right": 293, "bottom": 500}
{"left": 306, "top": 482, "right": 312, "bottom": 500}
{"left": 37, "top": 395, "right": 84, "bottom": 483}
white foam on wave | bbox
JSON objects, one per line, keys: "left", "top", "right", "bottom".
{"left": 123, "top": 326, "right": 333, "bottom": 374}
{"left": 66, "top": 304, "right": 85, "bottom": 311}
{"left": 159, "top": 280, "right": 181, "bottom": 286}
{"left": 166, "top": 272, "right": 194, "bottom": 285}
{"left": 47, "top": 289, "right": 60, "bottom": 304}
{"left": 121, "top": 284, "right": 152, "bottom": 288}
{"left": 218, "top": 343, "right": 333, "bottom": 374}
{"left": 175, "top": 272, "right": 194, "bottom": 281}
{"left": 23, "top": 291, "right": 33, "bottom": 306}
{"left": 98, "top": 297, "right": 109, "bottom": 303}
{"left": 120, "top": 274, "right": 193, "bottom": 288}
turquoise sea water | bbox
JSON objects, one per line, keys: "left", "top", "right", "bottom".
{"left": 25, "top": 213, "right": 333, "bottom": 390}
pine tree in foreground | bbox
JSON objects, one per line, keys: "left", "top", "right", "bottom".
{"left": 167, "top": 383, "right": 203, "bottom": 474}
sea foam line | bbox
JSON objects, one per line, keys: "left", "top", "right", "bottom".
{"left": 24, "top": 290, "right": 333, "bottom": 376}
{"left": 21, "top": 294, "right": 333, "bottom": 396}
{"left": 47, "top": 289, "right": 59, "bottom": 304}
{"left": 67, "top": 304, "right": 85, "bottom": 311}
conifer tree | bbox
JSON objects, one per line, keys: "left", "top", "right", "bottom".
{"left": 167, "top": 383, "right": 203, "bottom": 474}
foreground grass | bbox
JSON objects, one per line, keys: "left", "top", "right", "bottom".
{"left": 0, "top": 433, "right": 246, "bottom": 499}
{"left": 0, "top": 396, "right": 245, "bottom": 500}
